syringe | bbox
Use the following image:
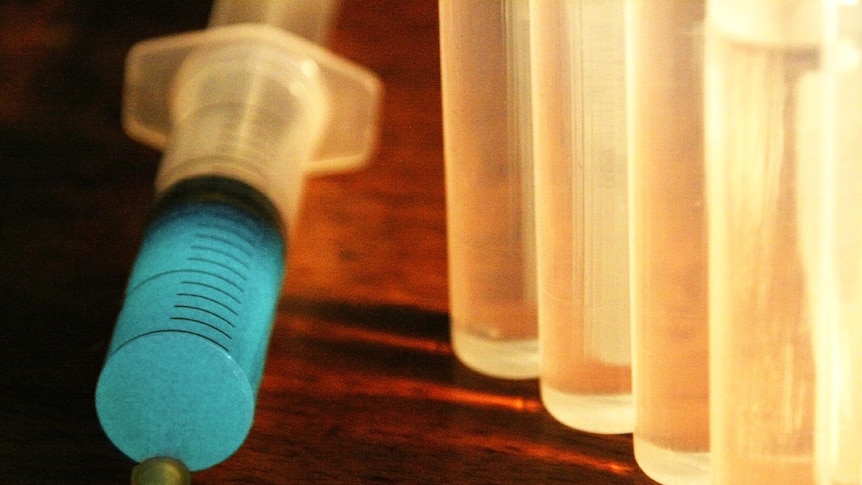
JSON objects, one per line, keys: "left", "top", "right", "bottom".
{"left": 95, "top": 0, "right": 381, "bottom": 474}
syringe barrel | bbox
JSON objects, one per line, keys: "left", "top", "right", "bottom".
{"left": 96, "top": 176, "right": 285, "bottom": 472}
{"left": 208, "top": 0, "right": 341, "bottom": 45}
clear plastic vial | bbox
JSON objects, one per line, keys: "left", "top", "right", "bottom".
{"left": 530, "top": 0, "right": 633, "bottom": 434}
{"left": 809, "top": 3, "right": 862, "bottom": 483}
{"left": 627, "top": 1, "right": 710, "bottom": 482}
{"left": 439, "top": 0, "right": 538, "bottom": 379}
{"left": 705, "top": 1, "right": 822, "bottom": 482}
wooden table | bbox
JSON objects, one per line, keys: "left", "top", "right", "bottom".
{"left": 0, "top": 1, "right": 658, "bottom": 482}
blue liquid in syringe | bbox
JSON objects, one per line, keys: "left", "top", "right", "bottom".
{"left": 96, "top": 177, "right": 285, "bottom": 471}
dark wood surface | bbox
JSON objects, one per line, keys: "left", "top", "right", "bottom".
{"left": 0, "top": 1, "right": 658, "bottom": 483}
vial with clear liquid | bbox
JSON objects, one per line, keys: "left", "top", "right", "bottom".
{"left": 627, "top": 1, "right": 710, "bottom": 482}
{"left": 530, "top": 0, "right": 633, "bottom": 434}
{"left": 807, "top": 3, "right": 862, "bottom": 483}
{"left": 705, "top": 1, "right": 821, "bottom": 482}
{"left": 439, "top": 0, "right": 538, "bottom": 379}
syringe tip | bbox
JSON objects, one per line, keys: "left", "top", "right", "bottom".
{"left": 131, "top": 457, "right": 190, "bottom": 485}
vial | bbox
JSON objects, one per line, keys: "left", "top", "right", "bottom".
{"left": 705, "top": 1, "right": 821, "bottom": 481}
{"left": 439, "top": 0, "right": 539, "bottom": 379}
{"left": 628, "top": 1, "right": 711, "bottom": 482}
{"left": 530, "top": 0, "right": 633, "bottom": 434}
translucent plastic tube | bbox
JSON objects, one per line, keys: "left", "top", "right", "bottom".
{"left": 438, "top": 0, "right": 538, "bottom": 379}
{"left": 530, "top": 0, "right": 632, "bottom": 434}
{"left": 208, "top": 0, "right": 341, "bottom": 44}
{"left": 626, "top": 1, "right": 710, "bottom": 482}
{"left": 809, "top": 3, "right": 862, "bottom": 484}
{"left": 705, "top": 0, "right": 821, "bottom": 482}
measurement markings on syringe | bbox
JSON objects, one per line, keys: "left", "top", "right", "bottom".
{"left": 114, "top": 328, "right": 231, "bottom": 355}
{"left": 194, "top": 224, "right": 255, "bottom": 255}
{"left": 190, "top": 244, "right": 251, "bottom": 269}
{"left": 193, "top": 233, "right": 253, "bottom": 257}
{"left": 174, "top": 296, "right": 237, "bottom": 321}
{"left": 180, "top": 280, "right": 242, "bottom": 304}
{"left": 186, "top": 256, "right": 249, "bottom": 281}
{"left": 175, "top": 292, "right": 238, "bottom": 316}
{"left": 129, "top": 269, "right": 244, "bottom": 293}
{"left": 166, "top": 219, "right": 255, "bottom": 351}
{"left": 169, "top": 316, "right": 234, "bottom": 339}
